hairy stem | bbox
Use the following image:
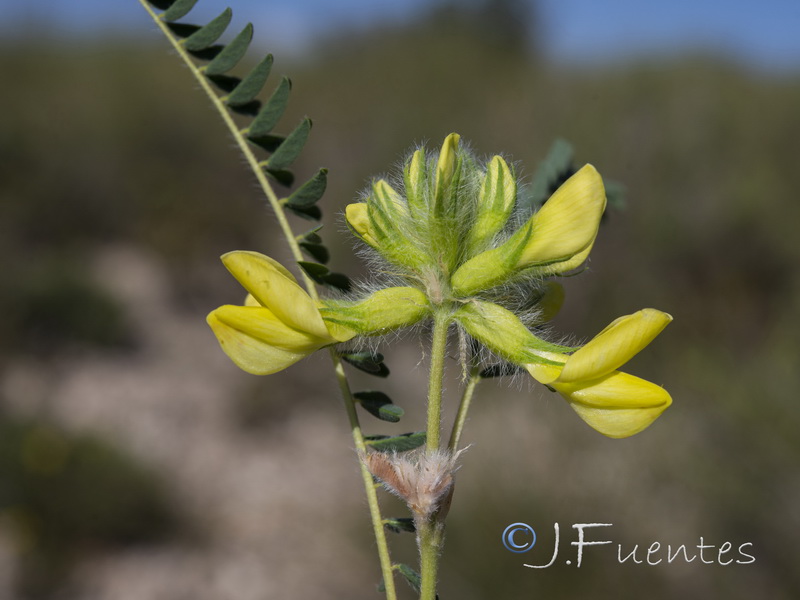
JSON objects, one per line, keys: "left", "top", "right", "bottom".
{"left": 418, "top": 312, "right": 451, "bottom": 599}
{"left": 138, "top": 3, "right": 398, "bottom": 597}
{"left": 425, "top": 312, "right": 451, "bottom": 453}
{"left": 448, "top": 367, "right": 481, "bottom": 451}
{"left": 418, "top": 520, "right": 445, "bottom": 600}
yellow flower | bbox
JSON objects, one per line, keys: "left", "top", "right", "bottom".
{"left": 515, "top": 164, "right": 606, "bottom": 271}
{"left": 526, "top": 309, "right": 673, "bottom": 438}
{"left": 451, "top": 164, "right": 606, "bottom": 296}
{"left": 207, "top": 251, "right": 354, "bottom": 375}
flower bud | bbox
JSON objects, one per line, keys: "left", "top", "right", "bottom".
{"left": 466, "top": 155, "right": 517, "bottom": 255}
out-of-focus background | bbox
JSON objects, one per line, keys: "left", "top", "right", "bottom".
{"left": 1, "top": 0, "right": 799, "bottom": 598}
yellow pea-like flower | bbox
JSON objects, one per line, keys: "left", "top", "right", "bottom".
{"left": 525, "top": 309, "right": 673, "bottom": 438}
{"left": 207, "top": 251, "right": 355, "bottom": 375}
{"left": 516, "top": 164, "right": 606, "bottom": 268}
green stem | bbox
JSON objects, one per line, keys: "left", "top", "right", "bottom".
{"left": 329, "top": 350, "right": 398, "bottom": 599}
{"left": 138, "top": 3, "right": 398, "bottom": 597}
{"left": 425, "top": 313, "right": 451, "bottom": 453}
{"left": 448, "top": 367, "right": 481, "bottom": 451}
{"left": 418, "top": 520, "right": 445, "bottom": 600}
{"left": 418, "top": 312, "right": 451, "bottom": 599}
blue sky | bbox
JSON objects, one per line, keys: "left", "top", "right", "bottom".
{"left": 1, "top": 0, "right": 799, "bottom": 71}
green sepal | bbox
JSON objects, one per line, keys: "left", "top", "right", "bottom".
{"left": 340, "top": 351, "right": 390, "bottom": 377}
{"left": 354, "top": 391, "right": 404, "bottom": 423}
{"left": 455, "top": 300, "right": 573, "bottom": 365}
{"left": 320, "top": 287, "right": 429, "bottom": 336}
{"left": 383, "top": 517, "right": 415, "bottom": 534}
{"left": 365, "top": 432, "right": 426, "bottom": 452}
{"left": 365, "top": 180, "right": 428, "bottom": 271}
{"left": 182, "top": 8, "right": 232, "bottom": 52}
{"left": 161, "top": 0, "right": 199, "bottom": 22}
{"left": 298, "top": 261, "right": 350, "bottom": 291}
{"left": 226, "top": 54, "right": 273, "bottom": 107}
{"left": 247, "top": 77, "right": 292, "bottom": 139}
{"left": 298, "top": 242, "right": 329, "bottom": 264}
{"left": 451, "top": 222, "right": 532, "bottom": 296}
{"left": 286, "top": 169, "right": 327, "bottom": 208}
{"left": 204, "top": 23, "right": 253, "bottom": 75}
{"left": 266, "top": 118, "right": 311, "bottom": 171}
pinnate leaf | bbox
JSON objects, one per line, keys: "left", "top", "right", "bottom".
{"left": 266, "top": 118, "right": 312, "bottom": 171}
{"left": 183, "top": 7, "right": 232, "bottom": 52}
{"left": 161, "top": 0, "right": 199, "bottom": 21}
{"left": 354, "top": 391, "right": 404, "bottom": 423}
{"left": 365, "top": 432, "right": 426, "bottom": 452}
{"left": 248, "top": 77, "right": 292, "bottom": 138}
{"left": 226, "top": 54, "right": 273, "bottom": 106}
{"left": 205, "top": 23, "right": 253, "bottom": 75}
{"left": 340, "top": 351, "right": 390, "bottom": 377}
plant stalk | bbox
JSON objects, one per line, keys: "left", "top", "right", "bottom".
{"left": 418, "top": 311, "right": 452, "bottom": 599}
{"left": 448, "top": 367, "right": 481, "bottom": 451}
{"left": 137, "top": 3, "right": 398, "bottom": 597}
{"left": 425, "top": 312, "right": 451, "bottom": 453}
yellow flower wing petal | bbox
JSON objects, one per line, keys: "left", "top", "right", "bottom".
{"left": 518, "top": 164, "right": 606, "bottom": 266}
{"left": 207, "top": 310, "right": 309, "bottom": 375}
{"left": 557, "top": 309, "right": 672, "bottom": 383}
{"left": 221, "top": 251, "right": 331, "bottom": 339}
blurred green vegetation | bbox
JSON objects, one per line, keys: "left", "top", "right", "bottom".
{"left": 1, "top": 1, "right": 799, "bottom": 598}
{"left": 0, "top": 418, "right": 180, "bottom": 597}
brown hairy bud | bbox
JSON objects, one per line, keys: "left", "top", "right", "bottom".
{"left": 361, "top": 448, "right": 465, "bottom": 523}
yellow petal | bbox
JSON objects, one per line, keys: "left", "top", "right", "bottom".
{"left": 557, "top": 309, "right": 672, "bottom": 383}
{"left": 569, "top": 402, "right": 670, "bottom": 438}
{"left": 405, "top": 148, "right": 428, "bottom": 219}
{"left": 435, "top": 133, "right": 460, "bottom": 198}
{"left": 529, "top": 240, "right": 594, "bottom": 277}
{"left": 517, "top": 164, "right": 606, "bottom": 266}
{"left": 207, "top": 310, "right": 310, "bottom": 375}
{"left": 561, "top": 372, "right": 672, "bottom": 438}
{"left": 345, "top": 203, "right": 379, "bottom": 247}
{"left": 212, "top": 305, "right": 328, "bottom": 352}
{"left": 558, "top": 370, "right": 671, "bottom": 409}
{"left": 221, "top": 251, "right": 330, "bottom": 339}
{"left": 525, "top": 360, "right": 563, "bottom": 385}
{"left": 244, "top": 293, "right": 260, "bottom": 307}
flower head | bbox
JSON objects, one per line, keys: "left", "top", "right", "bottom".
{"left": 525, "top": 309, "right": 673, "bottom": 438}
{"left": 208, "top": 251, "right": 431, "bottom": 375}
{"left": 207, "top": 251, "right": 355, "bottom": 375}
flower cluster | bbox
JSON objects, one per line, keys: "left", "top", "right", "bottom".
{"left": 208, "top": 134, "right": 672, "bottom": 438}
